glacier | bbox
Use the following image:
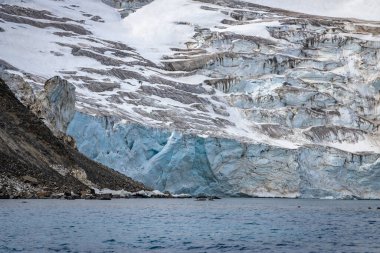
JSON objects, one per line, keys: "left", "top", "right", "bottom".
{"left": 1, "top": 0, "right": 380, "bottom": 198}
{"left": 67, "top": 112, "right": 380, "bottom": 198}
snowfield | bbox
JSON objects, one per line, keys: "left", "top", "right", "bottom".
{"left": 244, "top": 0, "right": 380, "bottom": 21}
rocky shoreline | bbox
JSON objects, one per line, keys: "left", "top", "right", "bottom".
{"left": 0, "top": 189, "right": 194, "bottom": 200}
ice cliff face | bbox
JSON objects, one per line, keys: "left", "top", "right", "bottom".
{"left": 68, "top": 112, "right": 380, "bottom": 198}
{"left": 1, "top": 0, "right": 380, "bottom": 198}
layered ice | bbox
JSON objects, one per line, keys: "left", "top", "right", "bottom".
{"left": 68, "top": 112, "right": 380, "bottom": 198}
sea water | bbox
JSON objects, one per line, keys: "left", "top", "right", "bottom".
{"left": 1, "top": 198, "right": 380, "bottom": 252}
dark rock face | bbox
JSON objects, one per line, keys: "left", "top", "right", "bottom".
{"left": 22, "top": 175, "right": 38, "bottom": 185}
{"left": 102, "top": 0, "right": 154, "bottom": 17}
{"left": 97, "top": 193, "right": 112, "bottom": 200}
{"left": 0, "top": 78, "right": 147, "bottom": 198}
{"left": 0, "top": 4, "right": 91, "bottom": 35}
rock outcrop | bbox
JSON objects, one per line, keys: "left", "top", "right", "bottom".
{"left": 0, "top": 78, "right": 147, "bottom": 198}
{"left": 31, "top": 76, "right": 76, "bottom": 135}
{"left": 0, "top": 72, "right": 75, "bottom": 135}
{"left": 102, "top": 0, "right": 154, "bottom": 17}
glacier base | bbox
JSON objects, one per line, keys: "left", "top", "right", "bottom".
{"left": 68, "top": 112, "right": 380, "bottom": 199}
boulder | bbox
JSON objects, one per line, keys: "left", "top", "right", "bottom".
{"left": 0, "top": 194, "right": 10, "bottom": 199}
{"left": 83, "top": 194, "right": 96, "bottom": 200}
{"left": 80, "top": 190, "right": 93, "bottom": 198}
{"left": 22, "top": 175, "right": 38, "bottom": 185}
{"left": 36, "top": 191, "right": 52, "bottom": 198}
{"left": 97, "top": 193, "right": 112, "bottom": 200}
{"left": 51, "top": 193, "right": 64, "bottom": 199}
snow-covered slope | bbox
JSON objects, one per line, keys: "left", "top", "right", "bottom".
{"left": 243, "top": 0, "right": 380, "bottom": 21}
{"left": 1, "top": 0, "right": 380, "bottom": 198}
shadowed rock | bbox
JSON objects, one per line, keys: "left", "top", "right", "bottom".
{"left": 0, "top": 78, "right": 147, "bottom": 198}
{"left": 0, "top": 11, "right": 91, "bottom": 35}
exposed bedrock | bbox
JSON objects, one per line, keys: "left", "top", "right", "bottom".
{"left": 68, "top": 112, "right": 380, "bottom": 199}
{"left": 0, "top": 72, "right": 76, "bottom": 136}
{"left": 0, "top": 71, "right": 36, "bottom": 107}
{"left": 102, "top": 0, "right": 154, "bottom": 17}
{"left": 31, "top": 76, "right": 76, "bottom": 135}
{"left": 0, "top": 78, "right": 147, "bottom": 198}
{"left": 0, "top": 4, "right": 91, "bottom": 35}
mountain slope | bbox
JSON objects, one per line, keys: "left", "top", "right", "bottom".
{"left": 1, "top": 0, "right": 380, "bottom": 198}
{"left": 243, "top": 0, "right": 380, "bottom": 21}
{"left": 0, "top": 78, "right": 146, "bottom": 198}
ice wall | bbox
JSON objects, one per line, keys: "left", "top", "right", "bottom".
{"left": 68, "top": 112, "right": 380, "bottom": 199}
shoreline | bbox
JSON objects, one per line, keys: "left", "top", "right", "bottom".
{"left": 2, "top": 194, "right": 380, "bottom": 201}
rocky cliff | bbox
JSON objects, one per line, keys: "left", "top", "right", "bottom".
{"left": 0, "top": 78, "right": 146, "bottom": 198}
{"left": 0, "top": 0, "right": 380, "bottom": 198}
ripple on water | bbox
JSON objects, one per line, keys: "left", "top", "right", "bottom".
{"left": 1, "top": 199, "right": 380, "bottom": 252}
{"left": 0, "top": 246, "right": 24, "bottom": 252}
{"left": 187, "top": 246, "right": 203, "bottom": 250}
{"left": 149, "top": 245, "right": 165, "bottom": 250}
{"left": 102, "top": 239, "right": 116, "bottom": 243}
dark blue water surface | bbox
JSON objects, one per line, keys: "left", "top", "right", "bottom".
{"left": 1, "top": 198, "right": 380, "bottom": 253}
